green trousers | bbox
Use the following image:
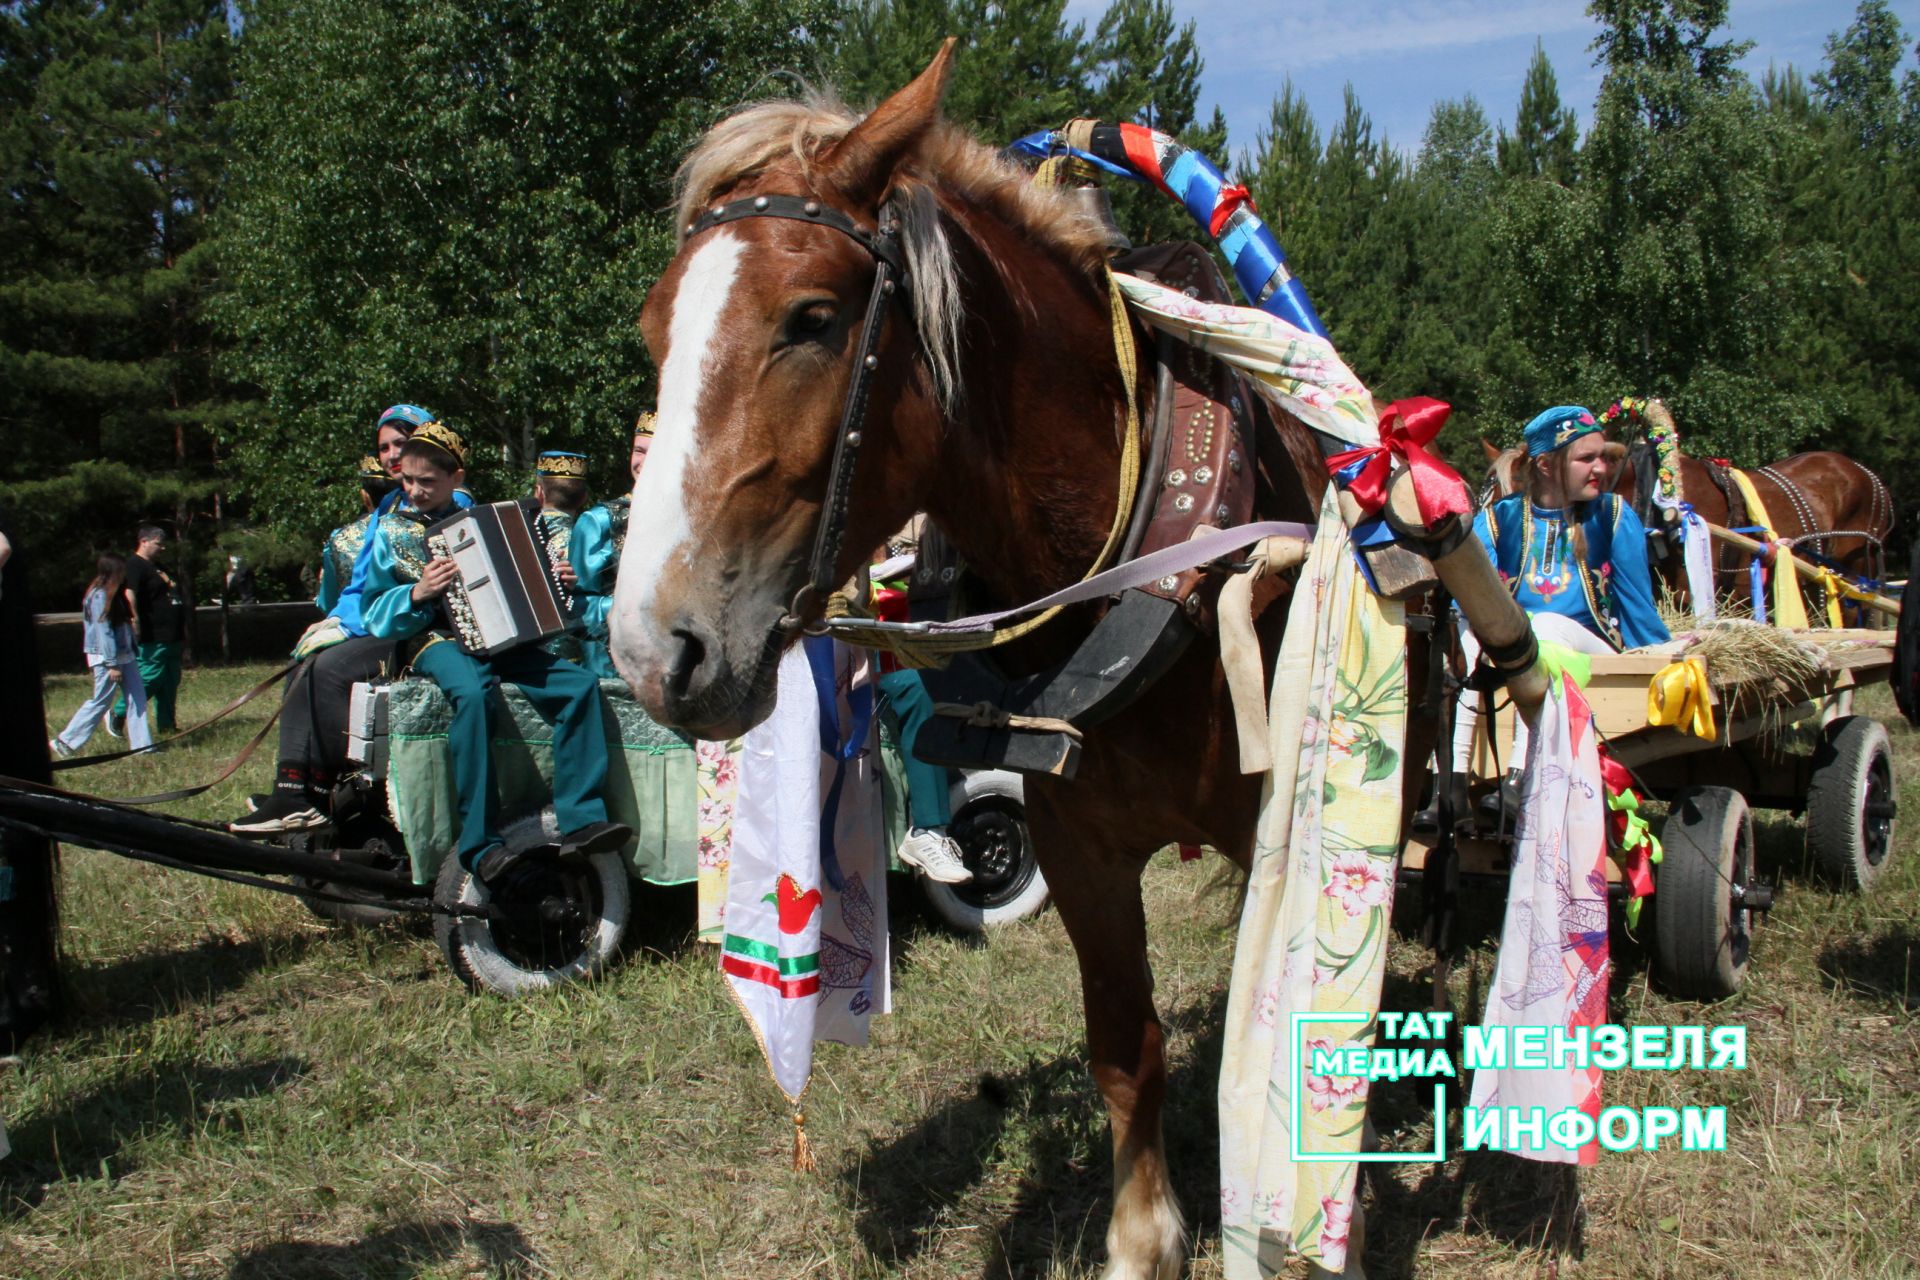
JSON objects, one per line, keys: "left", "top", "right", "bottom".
{"left": 114, "top": 641, "right": 182, "bottom": 733}
{"left": 877, "top": 668, "right": 952, "bottom": 829}
{"left": 411, "top": 640, "right": 611, "bottom": 869}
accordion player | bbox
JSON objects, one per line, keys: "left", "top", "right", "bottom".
{"left": 425, "top": 500, "right": 575, "bottom": 656}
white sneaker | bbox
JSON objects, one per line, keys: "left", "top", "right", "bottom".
{"left": 48, "top": 737, "right": 74, "bottom": 760}
{"left": 898, "top": 827, "right": 974, "bottom": 884}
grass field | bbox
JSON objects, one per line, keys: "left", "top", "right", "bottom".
{"left": 5, "top": 661, "right": 1919, "bottom": 1279}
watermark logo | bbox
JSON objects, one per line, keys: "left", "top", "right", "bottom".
{"left": 1288, "top": 1014, "right": 1742, "bottom": 1163}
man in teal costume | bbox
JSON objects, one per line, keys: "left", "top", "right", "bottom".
{"left": 566, "top": 413, "right": 649, "bottom": 681}
{"left": 361, "top": 420, "right": 629, "bottom": 879}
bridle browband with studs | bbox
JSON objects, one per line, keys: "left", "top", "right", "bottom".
{"left": 684, "top": 193, "right": 908, "bottom": 638}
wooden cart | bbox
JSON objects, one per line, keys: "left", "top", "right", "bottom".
{"left": 1402, "top": 629, "right": 1900, "bottom": 999}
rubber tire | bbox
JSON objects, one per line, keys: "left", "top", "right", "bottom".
{"left": 1805, "top": 715, "right": 1897, "bottom": 892}
{"left": 919, "top": 770, "right": 1050, "bottom": 933}
{"left": 432, "top": 844, "right": 630, "bottom": 998}
{"left": 295, "top": 821, "right": 408, "bottom": 928}
{"left": 1654, "top": 785, "right": 1755, "bottom": 1001}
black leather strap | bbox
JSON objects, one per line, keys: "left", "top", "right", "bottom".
{"left": 686, "top": 193, "right": 906, "bottom": 275}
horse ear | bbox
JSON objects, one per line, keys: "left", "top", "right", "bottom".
{"left": 824, "top": 37, "right": 957, "bottom": 208}
{"left": 1480, "top": 437, "right": 1501, "bottom": 464}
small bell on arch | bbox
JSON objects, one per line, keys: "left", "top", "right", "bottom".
{"left": 1066, "top": 183, "right": 1132, "bottom": 255}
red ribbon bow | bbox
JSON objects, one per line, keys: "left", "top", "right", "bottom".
{"left": 1208, "top": 184, "right": 1254, "bottom": 237}
{"left": 1324, "top": 396, "right": 1472, "bottom": 526}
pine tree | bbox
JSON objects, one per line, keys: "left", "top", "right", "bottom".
{"left": 0, "top": 0, "right": 237, "bottom": 606}
{"left": 1241, "top": 79, "right": 1322, "bottom": 258}
{"left": 1793, "top": 3, "right": 1920, "bottom": 516}
{"left": 1497, "top": 41, "right": 1581, "bottom": 184}
{"left": 832, "top": 0, "right": 1092, "bottom": 143}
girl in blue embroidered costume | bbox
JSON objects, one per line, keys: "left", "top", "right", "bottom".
{"left": 1444, "top": 405, "right": 1670, "bottom": 816}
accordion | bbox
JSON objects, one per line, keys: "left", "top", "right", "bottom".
{"left": 425, "top": 501, "right": 574, "bottom": 656}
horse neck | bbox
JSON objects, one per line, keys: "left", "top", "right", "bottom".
{"left": 917, "top": 204, "right": 1127, "bottom": 609}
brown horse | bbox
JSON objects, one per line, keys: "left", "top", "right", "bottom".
{"left": 1481, "top": 438, "right": 1896, "bottom": 589}
{"left": 610, "top": 45, "right": 1432, "bottom": 1280}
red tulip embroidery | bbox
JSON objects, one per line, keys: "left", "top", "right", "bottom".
{"left": 764, "top": 874, "right": 823, "bottom": 936}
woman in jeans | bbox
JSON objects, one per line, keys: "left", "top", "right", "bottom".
{"left": 51, "top": 553, "right": 152, "bottom": 756}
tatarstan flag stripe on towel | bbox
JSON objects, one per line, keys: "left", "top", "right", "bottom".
{"left": 720, "top": 637, "right": 888, "bottom": 1105}
{"left": 722, "top": 934, "right": 822, "bottom": 997}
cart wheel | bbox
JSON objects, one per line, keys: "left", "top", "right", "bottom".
{"left": 295, "top": 820, "right": 409, "bottom": 928}
{"left": 433, "top": 845, "right": 629, "bottom": 997}
{"left": 919, "top": 770, "right": 1049, "bottom": 933}
{"left": 1805, "top": 715, "right": 1897, "bottom": 891}
{"left": 1655, "top": 786, "right": 1756, "bottom": 1000}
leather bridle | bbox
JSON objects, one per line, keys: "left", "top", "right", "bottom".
{"left": 681, "top": 192, "right": 907, "bottom": 638}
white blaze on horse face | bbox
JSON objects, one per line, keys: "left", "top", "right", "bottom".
{"left": 614, "top": 231, "right": 746, "bottom": 656}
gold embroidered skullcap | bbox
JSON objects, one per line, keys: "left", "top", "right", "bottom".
{"left": 406, "top": 419, "right": 469, "bottom": 470}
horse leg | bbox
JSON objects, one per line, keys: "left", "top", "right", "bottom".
{"left": 1028, "top": 795, "right": 1184, "bottom": 1280}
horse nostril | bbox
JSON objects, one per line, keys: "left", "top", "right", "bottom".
{"left": 666, "top": 627, "right": 706, "bottom": 700}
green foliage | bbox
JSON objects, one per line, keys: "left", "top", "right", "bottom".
{"left": 829, "top": 0, "right": 1230, "bottom": 245}
{"left": 1482, "top": 0, "right": 1807, "bottom": 459}
{"left": 215, "top": 0, "right": 835, "bottom": 551}
{"left": 0, "top": 0, "right": 239, "bottom": 605}
{"left": 1815, "top": 0, "right": 1907, "bottom": 146}
{"left": 831, "top": 0, "right": 1092, "bottom": 142}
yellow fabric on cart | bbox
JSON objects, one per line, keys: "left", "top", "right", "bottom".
{"left": 1646, "top": 656, "right": 1716, "bottom": 741}
{"left": 1818, "top": 569, "right": 1845, "bottom": 628}
{"left": 1726, "top": 469, "right": 1811, "bottom": 629}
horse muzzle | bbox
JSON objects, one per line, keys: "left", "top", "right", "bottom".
{"left": 612, "top": 605, "right": 783, "bottom": 740}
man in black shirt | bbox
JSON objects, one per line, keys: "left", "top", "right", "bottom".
{"left": 115, "top": 524, "right": 189, "bottom": 735}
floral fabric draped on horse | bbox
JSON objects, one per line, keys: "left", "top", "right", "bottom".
{"left": 1216, "top": 489, "right": 1408, "bottom": 1274}
{"left": 1112, "top": 273, "right": 1377, "bottom": 448}
{"left": 1115, "top": 272, "right": 1407, "bottom": 1274}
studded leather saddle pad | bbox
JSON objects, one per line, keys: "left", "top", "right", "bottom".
{"left": 1113, "top": 241, "right": 1322, "bottom": 619}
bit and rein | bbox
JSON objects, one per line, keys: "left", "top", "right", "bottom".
{"left": 680, "top": 189, "right": 1144, "bottom": 661}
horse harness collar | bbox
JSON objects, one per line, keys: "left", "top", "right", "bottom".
{"left": 683, "top": 192, "right": 907, "bottom": 637}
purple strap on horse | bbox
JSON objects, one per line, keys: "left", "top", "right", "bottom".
{"left": 831, "top": 520, "right": 1314, "bottom": 640}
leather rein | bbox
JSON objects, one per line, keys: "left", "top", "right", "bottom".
{"left": 681, "top": 192, "right": 906, "bottom": 640}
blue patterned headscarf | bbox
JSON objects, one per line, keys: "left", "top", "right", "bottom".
{"left": 376, "top": 403, "right": 435, "bottom": 435}
{"left": 1522, "top": 405, "right": 1601, "bottom": 457}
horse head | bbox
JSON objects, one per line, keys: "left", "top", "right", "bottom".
{"left": 610, "top": 42, "right": 1114, "bottom": 737}
{"left": 610, "top": 46, "right": 957, "bottom": 737}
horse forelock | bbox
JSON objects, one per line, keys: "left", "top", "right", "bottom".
{"left": 673, "top": 91, "right": 1110, "bottom": 415}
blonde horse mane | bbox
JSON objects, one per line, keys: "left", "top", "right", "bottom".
{"left": 674, "top": 90, "right": 1112, "bottom": 414}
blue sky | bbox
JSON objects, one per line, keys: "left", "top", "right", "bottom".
{"left": 1062, "top": 0, "right": 1920, "bottom": 164}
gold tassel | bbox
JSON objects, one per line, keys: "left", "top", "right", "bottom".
{"left": 791, "top": 1108, "right": 817, "bottom": 1173}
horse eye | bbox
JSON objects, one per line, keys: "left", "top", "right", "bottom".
{"left": 784, "top": 301, "right": 837, "bottom": 343}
